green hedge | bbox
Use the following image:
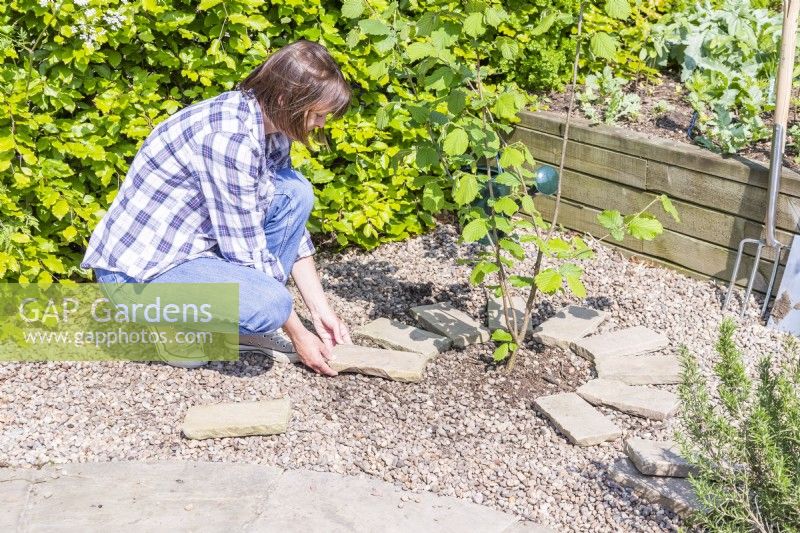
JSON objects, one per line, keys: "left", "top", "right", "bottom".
{"left": 1, "top": 0, "right": 590, "bottom": 282}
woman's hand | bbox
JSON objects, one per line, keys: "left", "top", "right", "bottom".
{"left": 290, "top": 256, "right": 352, "bottom": 350}
{"left": 311, "top": 306, "right": 353, "bottom": 350}
{"left": 290, "top": 328, "right": 337, "bottom": 377}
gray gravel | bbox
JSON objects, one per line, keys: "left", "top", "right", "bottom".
{"left": 0, "top": 223, "right": 789, "bottom": 532}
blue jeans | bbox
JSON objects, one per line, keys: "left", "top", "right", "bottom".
{"left": 94, "top": 168, "right": 314, "bottom": 335}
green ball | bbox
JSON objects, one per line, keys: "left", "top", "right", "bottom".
{"left": 534, "top": 165, "right": 559, "bottom": 196}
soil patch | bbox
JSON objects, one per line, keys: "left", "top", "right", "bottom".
{"left": 539, "top": 70, "right": 800, "bottom": 172}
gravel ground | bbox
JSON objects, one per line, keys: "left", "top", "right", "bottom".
{"left": 0, "top": 223, "right": 790, "bottom": 532}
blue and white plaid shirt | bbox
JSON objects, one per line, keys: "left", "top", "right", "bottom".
{"left": 81, "top": 90, "right": 315, "bottom": 283}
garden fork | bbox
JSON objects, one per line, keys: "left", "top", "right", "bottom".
{"left": 722, "top": 127, "right": 786, "bottom": 319}
{"left": 723, "top": 0, "right": 800, "bottom": 319}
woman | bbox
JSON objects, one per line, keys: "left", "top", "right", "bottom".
{"left": 81, "top": 40, "right": 352, "bottom": 376}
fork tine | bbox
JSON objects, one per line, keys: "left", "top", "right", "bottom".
{"left": 761, "top": 245, "right": 784, "bottom": 320}
{"left": 724, "top": 238, "right": 758, "bottom": 312}
{"left": 741, "top": 241, "right": 764, "bottom": 317}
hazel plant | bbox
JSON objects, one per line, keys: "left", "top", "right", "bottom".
{"left": 345, "top": 0, "right": 679, "bottom": 369}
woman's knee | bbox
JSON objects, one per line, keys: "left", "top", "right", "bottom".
{"left": 275, "top": 168, "right": 314, "bottom": 214}
{"left": 240, "top": 282, "right": 293, "bottom": 333}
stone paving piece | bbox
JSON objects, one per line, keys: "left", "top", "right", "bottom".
{"left": 608, "top": 458, "right": 699, "bottom": 516}
{"left": 500, "top": 521, "right": 557, "bottom": 533}
{"left": 0, "top": 461, "right": 547, "bottom": 532}
{"left": 330, "top": 344, "right": 429, "bottom": 382}
{"left": 595, "top": 354, "right": 682, "bottom": 385}
{"left": 576, "top": 379, "right": 679, "bottom": 421}
{"left": 353, "top": 317, "right": 452, "bottom": 359}
{"left": 268, "top": 468, "right": 529, "bottom": 532}
{"left": 571, "top": 326, "right": 669, "bottom": 362}
{"left": 487, "top": 294, "right": 534, "bottom": 334}
{"left": 0, "top": 461, "right": 284, "bottom": 532}
{"left": 409, "top": 302, "right": 490, "bottom": 348}
{"left": 0, "top": 477, "right": 30, "bottom": 531}
{"left": 534, "top": 392, "right": 622, "bottom": 446}
{"left": 182, "top": 398, "right": 291, "bottom": 440}
{"left": 531, "top": 305, "right": 608, "bottom": 349}
{"left": 625, "top": 438, "right": 697, "bottom": 478}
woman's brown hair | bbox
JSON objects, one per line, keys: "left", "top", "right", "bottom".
{"left": 238, "top": 39, "right": 351, "bottom": 147}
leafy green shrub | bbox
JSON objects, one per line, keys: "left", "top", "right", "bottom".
{"left": 503, "top": 0, "right": 671, "bottom": 91}
{"left": 577, "top": 66, "right": 641, "bottom": 124}
{"left": 678, "top": 318, "right": 800, "bottom": 531}
{"left": 581, "top": 0, "right": 666, "bottom": 81}
{"left": 493, "top": 0, "right": 579, "bottom": 92}
{"left": 649, "top": 0, "right": 796, "bottom": 153}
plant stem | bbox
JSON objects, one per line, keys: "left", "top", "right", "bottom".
{"left": 508, "top": 2, "right": 586, "bottom": 371}
{"left": 473, "top": 48, "right": 518, "bottom": 345}
{"left": 480, "top": 106, "right": 543, "bottom": 241}
{"left": 506, "top": 248, "right": 542, "bottom": 371}
{"left": 546, "top": 1, "right": 584, "bottom": 242}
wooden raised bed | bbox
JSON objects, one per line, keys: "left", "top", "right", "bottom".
{"left": 510, "top": 111, "right": 800, "bottom": 292}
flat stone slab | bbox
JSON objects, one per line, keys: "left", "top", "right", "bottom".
{"left": 625, "top": 438, "right": 697, "bottom": 478}
{"left": 595, "top": 354, "right": 682, "bottom": 385}
{"left": 409, "top": 302, "right": 490, "bottom": 348}
{"left": 182, "top": 398, "right": 291, "bottom": 440}
{"left": 531, "top": 306, "right": 608, "bottom": 349}
{"left": 571, "top": 326, "right": 668, "bottom": 362}
{"left": 330, "top": 344, "right": 429, "bottom": 382}
{"left": 534, "top": 392, "right": 622, "bottom": 446}
{"left": 487, "top": 293, "right": 534, "bottom": 334}
{"left": 0, "top": 461, "right": 547, "bottom": 532}
{"left": 268, "top": 469, "right": 528, "bottom": 532}
{"left": 353, "top": 317, "right": 452, "bottom": 358}
{"left": 608, "top": 458, "right": 699, "bottom": 516}
{"left": 0, "top": 477, "right": 30, "bottom": 532}
{"left": 501, "top": 521, "right": 557, "bottom": 533}
{"left": 576, "top": 379, "right": 679, "bottom": 420}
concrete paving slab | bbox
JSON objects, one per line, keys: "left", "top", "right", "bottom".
{"left": 0, "top": 461, "right": 548, "bottom": 532}
{"left": 260, "top": 469, "right": 522, "bottom": 532}
{"left": 576, "top": 379, "right": 679, "bottom": 420}
{"left": 571, "top": 326, "right": 668, "bottom": 362}
{"left": 595, "top": 354, "right": 682, "bottom": 385}
{"left": 0, "top": 478, "right": 31, "bottom": 531}
{"left": 608, "top": 458, "right": 699, "bottom": 516}
{"left": 531, "top": 306, "right": 608, "bottom": 349}
{"left": 182, "top": 398, "right": 291, "bottom": 440}
{"left": 410, "top": 302, "right": 490, "bottom": 348}
{"left": 534, "top": 392, "right": 622, "bottom": 446}
{"left": 501, "top": 520, "right": 557, "bottom": 533}
{"left": 353, "top": 317, "right": 452, "bottom": 358}
{"left": 487, "top": 294, "right": 533, "bottom": 334}
{"left": 330, "top": 344, "right": 429, "bottom": 382}
{"left": 2, "top": 461, "right": 283, "bottom": 532}
{"left": 625, "top": 438, "right": 697, "bottom": 478}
